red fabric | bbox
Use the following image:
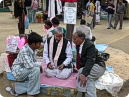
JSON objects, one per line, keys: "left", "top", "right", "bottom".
{"left": 76, "top": 45, "right": 80, "bottom": 69}
{"left": 61, "top": 0, "right": 76, "bottom": 2}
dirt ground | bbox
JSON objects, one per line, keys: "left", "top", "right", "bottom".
{"left": 0, "top": 12, "right": 129, "bottom": 97}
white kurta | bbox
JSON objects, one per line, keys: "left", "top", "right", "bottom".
{"left": 43, "top": 40, "right": 73, "bottom": 65}
{"left": 43, "top": 39, "right": 73, "bottom": 79}
{"left": 48, "top": 0, "right": 62, "bottom": 18}
{"left": 48, "top": 0, "right": 55, "bottom": 18}
{"left": 56, "top": 0, "right": 62, "bottom": 15}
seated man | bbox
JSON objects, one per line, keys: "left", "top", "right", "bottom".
{"left": 51, "top": 17, "right": 66, "bottom": 37}
{"left": 76, "top": 19, "right": 92, "bottom": 40}
{"left": 10, "top": 32, "right": 43, "bottom": 97}
{"left": 72, "top": 31, "right": 105, "bottom": 97}
{"left": 43, "top": 27, "right": 73, "bottom": 79}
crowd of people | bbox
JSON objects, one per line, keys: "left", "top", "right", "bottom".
{"left": 83, "top": 0, "right": 126, "bottom": 30}
{"left": 9, "top": 0, "right": 126, "bottom": 97}
{"left": 14, "top": 0, "right": 126, "bottom": 35}
{"left": 107, "top": 0, "right": 126, "bottom": 30}
{"left": 7, "top": 16, "right": 107, "bottom": 97}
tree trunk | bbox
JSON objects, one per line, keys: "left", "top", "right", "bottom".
{"left": 66, "top": 24, "right": 74, "bottom": 43}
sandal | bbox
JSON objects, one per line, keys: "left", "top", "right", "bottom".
{"left": 6, "top": 87, "right": 19, "bottom": 96}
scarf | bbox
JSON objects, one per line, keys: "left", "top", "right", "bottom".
{"left": 17, "top": 0, "right": 24, "bottom": 8}
{"left": 49, "top": 36, "right": 63, "bottom": 67}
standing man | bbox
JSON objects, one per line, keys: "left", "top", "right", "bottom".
{"left": 89, "top": 0, "right": 95, "bottom": 17}
{"left": 73, "top": 31, "right": 105, "bottom": 97}
{"left": 107, "top": 0, "right": 115, "bottom": 29}
{"left": 25, "top": 0, "right": 32, "bottom": 22}
{"left": 14, "top": 0, "right": 27, "bottom": 34}
{"left": 30, "top": 0, "right": 38, "bottom": 23}
{"left": 114, "top": 0, "right": 126, "bottom": 30}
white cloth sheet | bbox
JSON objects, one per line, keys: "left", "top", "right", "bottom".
{"left": 95, "top": 70, "right": 123, "bottom": 97}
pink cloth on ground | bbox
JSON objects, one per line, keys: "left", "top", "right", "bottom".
{"left": 40, "top": 63, "right": 77, "bottom": 89}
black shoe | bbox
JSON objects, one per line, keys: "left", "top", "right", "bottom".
{"left": 111, "top": 26, "right": 114, "bottom": 28}
{"left": 113, "top": 27, "right": 116, "bottom": 29}
{"left": 119, "top": 28, "right": 122, "bottom": 30}
{"left": 107, "top": 28, "right": 111, "bottom": 29}
{"left": 73, "top": 68, "right": 78, "bottom": 73}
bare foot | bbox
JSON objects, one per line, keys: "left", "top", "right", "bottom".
{"left": 11, "top": 83, "right": 15, "bottom": 94}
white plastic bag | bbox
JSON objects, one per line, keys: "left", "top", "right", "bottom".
{"left": 96, "top": 14, "right": 100, "bottom": 22}
{"left": 95, "top": 70, "right": 123, "bottom": 97}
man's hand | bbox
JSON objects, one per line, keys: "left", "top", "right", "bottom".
{"left": 47, "top": 63, "right": 54, "bottom": 70}
{"left": 58, "top": 64, "right": 64, "bottom": 70}
{"left": 78, "top": 74, "right": 86, "bottom": 87}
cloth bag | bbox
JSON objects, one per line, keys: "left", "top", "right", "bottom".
{"left": 24, "top": 16, "right": 29, "bottom": 29}
{"left": 95, "top": 70, "right": 123, "bottom": 97}
{"left": 6, "top": 35, "right": 27, "bottom": 51}
{"left": 96, "top": 14, "right": 100, "bottom": 22}
{"left": 6, "top": 36, "right": 20, "bottom": 53}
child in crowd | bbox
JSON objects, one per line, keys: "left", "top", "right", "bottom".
{"left": 43, "top": 20, "right": 53, "bottom": 43}
{"left": 51, "top": 17, "right": 66, "bottom": 37}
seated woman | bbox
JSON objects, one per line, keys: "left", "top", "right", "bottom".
{"left": 43, "top": 27, "right": 73, "bottom": 79}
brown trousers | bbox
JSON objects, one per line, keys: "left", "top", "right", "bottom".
{"left": 114, "top": 14, "right": 124, "bottom": 29}
{"left": 18, "top": 11, "right": 25, "bottom": 34}
{"left": 18, "top": 28, "right": 25, "bottom": 34}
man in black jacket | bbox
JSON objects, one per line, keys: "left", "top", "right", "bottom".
{"left": 73, "top": 31, "right": 105, "bottom": 97}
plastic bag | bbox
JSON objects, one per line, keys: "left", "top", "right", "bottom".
{"left": 24, "top": 16, "right": 29, "bottom": 29}
{"left": 96, "top": 14, "right": 100, "bottom": 22}
{"left": 18, "top": 37, "right": 26, "bottom": 49}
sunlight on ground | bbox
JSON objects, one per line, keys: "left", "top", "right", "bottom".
{"left": 0, "top": 94, "right": 3, "bottom": 97}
